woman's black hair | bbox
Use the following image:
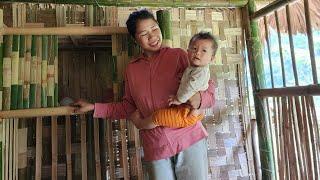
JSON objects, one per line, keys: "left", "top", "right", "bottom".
{"left": 126, "top": 9, "right": 157, "bottom": 38}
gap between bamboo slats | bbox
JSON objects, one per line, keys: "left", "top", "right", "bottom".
{"left": 274, "top": 11, "right": 286, "bottom": 87}
{"left": 66, "top": 115, "right": 72, "bottom": 180}
{"left": 51, "top": 116, "right": 58, "bottom": 180}
{"left": 35, "top": 117, "right": 42, "bottom": 180}
{"left": 80, "top": 114, "right": 87, "bottom": 180}
{"left": 93, "top": 118, "right": 101, "bottom": 180}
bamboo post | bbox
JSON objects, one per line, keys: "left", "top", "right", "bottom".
{"left": 47, "top": 36, "right": 54, "bottom": 107}
{"left": 80, "top": 114, "right": 87, "bottom": 180}
{"left": 30, "top": 35, "right": 37, "bottom": 108}
{"left": 18, "top": 35, "right": 24, "bottom": 109}
{"left": 51, "top": 116, "right": 58, "bottom": 180}
{"left": 23, "top": 35, "right": 31, "bottom": 108}
{"left": 156, "top": 10, "right": 172, "bottom": 47}
{"left": 0, "top": 9, "right": 3, "bottom": 111}
{"left": 93, "top": 118, "right": 101, "bottom": 180}
{"left": 41, "top": 35, "right": 48, "bottom": 107}
{"left": 11, "top": 35, "right": 20, "bottom": 110}
{"left": 3, "top": 35, "right": 12, "bottom": 111}
{"left": 35, "top": 117, "right": 42, "bottom": 180}
{"left": 243, "top": 1, "right": 275, "bottom": 178}
{"left": 65, "top": 115, "right": 72, "bottom": 180}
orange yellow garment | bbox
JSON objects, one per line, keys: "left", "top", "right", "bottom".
{"left": 153, "top": 106, "right": 204, "bottom": 128}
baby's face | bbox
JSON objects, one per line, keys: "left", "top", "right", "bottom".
{"left": 187, "top": 39, "right": 214, "bottom": 67}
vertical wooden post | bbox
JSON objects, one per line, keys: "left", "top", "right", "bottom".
{"left": 51, "top": 116, "right": 58, "bottom": 180}
{"left": 243, "top": 1, "right": 275, "bottom": 179}
{"left": 80, "top": 114, "right": 87, "bottom": 180}
{"left": 93, "top": 118, "right": 101, "bottom": 180}
{"left": 35, "top": 117, "right": 42, "bottom": 180}
{"left": 65, "top": 116, "right": 72, "bottom": 180}
{"left": 0, "top": 9, "right": 3, "bottom": 180}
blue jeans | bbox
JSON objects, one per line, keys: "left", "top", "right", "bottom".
{"left": 144, "top": 138, "right": 208, "bottom": 180}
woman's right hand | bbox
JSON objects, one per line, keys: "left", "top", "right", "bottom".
{"left": 72, "top": 99, "right": 95, "bottom": 113}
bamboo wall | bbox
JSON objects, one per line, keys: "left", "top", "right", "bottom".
{"left": 0, "top": 3, "right": 254, "bottom": 180}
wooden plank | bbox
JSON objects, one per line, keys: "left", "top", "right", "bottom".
{"left": 51, "top": 116, "right": 58, "bottom": 180}
{"left": 256, "top": 85, "right": 320, "bottom": 97}
{"left": 0, "top": 106, "right": 79, "bottom": 119}
{"left": 1, "top": 26, "right": 128, "bottom": 35}
{"left": 65, "top": 115, "right": 72, "bottom": 180}
{"left": 93, "top": 118, "right": 101, "bottom": 180}
{"left": 35, "top": 117, "right": 42, "bottom": 180}
{"left": 80, "top": 114, "right": 87, "bottom": 180}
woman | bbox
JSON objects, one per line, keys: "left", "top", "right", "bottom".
{"left": 75, "top": 9, "right": 215, "bottom": 180}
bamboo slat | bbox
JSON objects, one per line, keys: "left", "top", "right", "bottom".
{"left": 47, "top": 35, "right": 54, "bottom": 107}
{"left": 263, "top": 16, "right": 274, "bottom": 88}
{"left": 41, "top": 35, "right": 48, "bottom": 108}
{"left": 11, "top": 35, "right": 20, "bottom": 110}
{"left": 106, "top": 120, "right": 115, "bottom": 180}
{"left": 18, "top": 35, "right": 24, "bottom": 109}
{"left": 93, "top": 118, "right": 101, "bottom": 180}
{"left": 23, "top": 35, "right": 31, "bottom": 109}
{"left": 3, "top": 35, "right": 12, "bottom": 111}
{"left": 35, "top": 117, "right": 42, "bottom": 180}
{"left": 36, "top": 36, "right": 41, "bottom": 108}
{"left": 30, "top": 35, "right": 37, "bottom": 108}
{"left": 120, "top": 119, "right": 129, "bottom": 180}
{"left": 274, "top": 11, "right": 286, "bottom": 87}
{"left": 54, "top": 36, "right": 58, "bottom": 107}
{"left": 0, "top": 9, "right": 3, "bottom": 111}
{"left": 80, "top": 114, "right": 87, "bottom": 180}
{"left": 65, "top": 115, "right": 72, "bottom": 180}
{"left": 51, "top": 116, "right": 58, "bottom": 180}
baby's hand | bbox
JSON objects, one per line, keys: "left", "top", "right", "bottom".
{"left": 168, "top": 96, "right": 182, "bottom": 106}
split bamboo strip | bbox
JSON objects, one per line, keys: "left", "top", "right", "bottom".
{"left": 4, "top": 120, "right": 9, "bottom": 180}
{"left": 301, "top": 96, "right": 313, "bottom": 179}
{"left": 287, "top": 97, "right": 298, "bottom": 178}
{"left": 47, "top": 36, "right": 54, "bottom": 107}
{"left": 263, "top": 16, "right": 274, "bottom": 88}
{"left": 305, "top": 97, "right": 319, "bottom": 178}
{"left": 156, "top": 10, "right": 172, "bottom": 47}
{"left": 1, "top": 26, "right": 128, "bottom": 35}
{"left": 51, "top": 116, "right": 58, "bottom": 180}
{"left": 120, "top": 120, "right": 129, "bottom": 180}
{"left": 54, "top": 36, "right": 58, "bottom": 107}
{"left": 30, "top": 35, "right": 37, "bottom": 108}
{"left": 36, "top": 36, "right": 41, "bottom": 108}
{"left": 41, "top": 35, "right": 48, "bottom": 108}
{"left": 35, "top": 117, "right": 42, "bottom": 180}
{"left": 93, "top": 118, "right": 101, "bottom": 180}
{"left": 106, "top": 120, "right": 115, "bottom": 180}
{"left": 23, "top": 35, "right": 31, "bottom": 109}
{"left": 285, "top": 5, "right": 298, "bottom": 86}
{"left": 80, "top": 114, "right": 87, "bottom": 180}
{"left": 0, "top": 106, "right": 77, "bottom": 119}
{"left": 8, "top": 119, "right": 13, "bottom": 180}
{"left": 11, "top": 35, "right": 20, "bottom": 110}
{"left": 309, "top": 97, "right": 320, "bottom": 177}
{"left": 18, "top": 35, "right": 25, "bottom": 109}
{"left": 65, "top": 115, "right": 72, "bottom": 180}
{"left": 303, "top": 0, "right": 318, "bottom": 84}
{"left": 3, "top": 35, "right": 13, "bottom": 111}
{"left": 0, "top": 9, "right": 3, "bottom": 111}
{"left": 274, "top": 11, "right": 286, "bottom": 87}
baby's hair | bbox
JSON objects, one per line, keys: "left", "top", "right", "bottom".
{"left": 188, "top": 31, "right": 218, "bottom": 56}
{"left": 126, "top": 9, "right": 157, "bottom": 38}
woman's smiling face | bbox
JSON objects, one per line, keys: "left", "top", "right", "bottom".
{"left": 135, "top": 18, "right": 163, "bottom": 57}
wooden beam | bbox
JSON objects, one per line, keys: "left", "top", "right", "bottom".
{"left": 0, "top": 26, "right": 128, "bottom": 35}
{"left": 0, "top": 106, "right": 79, "bottom": 119}
{"left": 251, "top": 0, "right": 299, "bottom": 20}
{"left": 256, "top": 85, "right": 320, "bottom": 97}
{"left": 2, "top": 0, "right": 248, "bottom": 7}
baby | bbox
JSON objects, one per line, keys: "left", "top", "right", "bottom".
{"left": 136, "top": 31, "right": 218, "bottom": 129}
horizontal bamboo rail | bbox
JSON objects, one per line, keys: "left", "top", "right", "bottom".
{"left": 2, "top": 0, "right": 248, "bottom": 7}
{"left": 0, "top": 26, "right": 128, "bottom": 35}
{"left": 0, "top": 106, "right": 80, "bottom": 119}
{"left": 256, "top": 85, "right": 320, "bottom": 97}
{"left": 251, "top": 0, "right": 298, "bottom": 20}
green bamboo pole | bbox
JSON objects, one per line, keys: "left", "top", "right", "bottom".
{"left": 23, "top": 35, "right": 31, "bottom": 109}
{"left": 156, "top": 10, "right": 172, "bottom": 47}
{"left": 47, "top": 36, "right": 54, "bottom": 107}
{"left": 53, "top": 36, "right": 58, "bottom": 107}
{"left": 245, "top": 1, "right": 275, "bottom": 179}
{"left": 41, "top": 35, "right": 48, "bottom": 108}
{"left": 18, "top": 35, "right": 25, "bottom": 109}
{"left": 3, "top": 35, "right": 12, "bottom": 111}
{"left": 3, "top": 0, "right": 248, "bottom": 7}
{"left": 11, "top": 35, "right": 20, "bottom": 110}
{"left": 29, "top": 35, "right": 37, "bottom": 108}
